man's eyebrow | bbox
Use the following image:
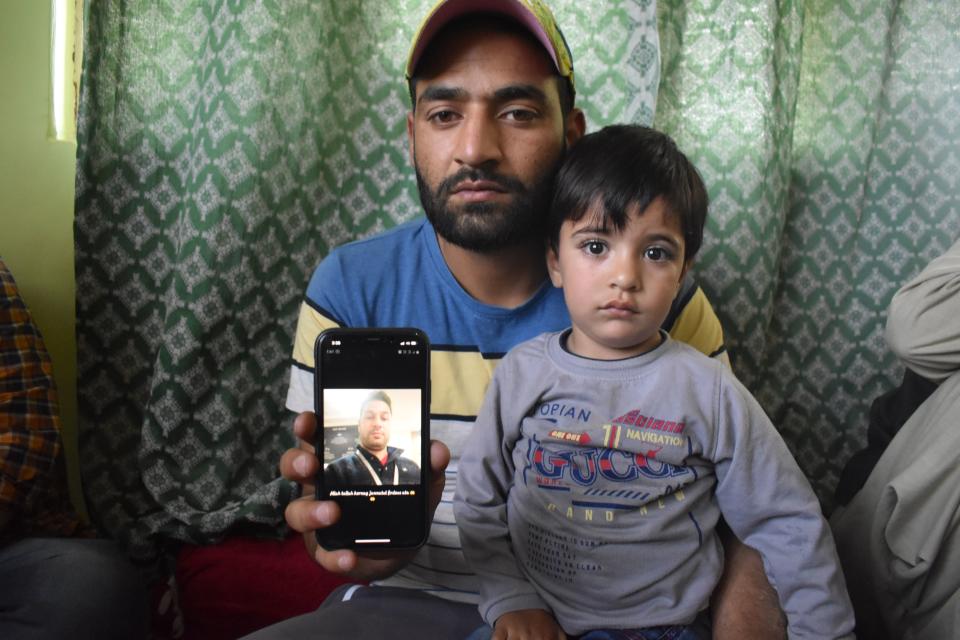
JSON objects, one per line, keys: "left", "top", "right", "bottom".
{"left": 417, "top": 84, "right": 549, "bottom": 107}
{"left": 493, "top": 84, "right": 548, "bottom": 104}
{"left": 417, "top": 85, "right": 467, "bottom": 105}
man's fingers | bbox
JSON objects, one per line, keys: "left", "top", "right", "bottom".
{"left": 313, "top": 547, "right": 360, "bottom": 575}
{"left": 429, "top": 439, "right": 451, "bottom": 473}
{"left": 293, "top": 411, "right": 318, "bottom": 442}
{"left": 279, "top": 412, "right": 319, "bottom": 483}
{"left": 280, "top": 447, "right": 319, "bottom": 483}
{"left": 284, "top": 496, "right": 340, "bottom": 533}
{"left": 284, "top": 499, "right": 370, "bottom": 578}
{"left": 282, "top": 418, "right": 445, "bottom": 582}
{"left": 427, "top": 440, "right": 450, "bottom": 515}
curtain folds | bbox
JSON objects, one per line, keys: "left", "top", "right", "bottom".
{"left": 657, "top": 0, "right": 959, "bottom": 501}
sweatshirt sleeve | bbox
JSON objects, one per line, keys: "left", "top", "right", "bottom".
{"left": 453, "top": 353, "right": 549, "bottom": 625}
{"left": 710, "top": 373, "right": 856, "bottom": 639}
{"left": 885, "top": 238, "right": 960, "bottom": 383}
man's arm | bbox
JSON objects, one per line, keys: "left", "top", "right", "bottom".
{"left": 885, "top": 238, "right": 960, "bottom": 383}
{"left": 711, "top": 524, "right": 787, "bottom": 639}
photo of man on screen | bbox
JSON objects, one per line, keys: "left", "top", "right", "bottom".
{"left": 324, "top": 389, "right": 421, "bottom": 486}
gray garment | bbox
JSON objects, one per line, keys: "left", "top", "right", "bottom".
{"left": 240, "top": 583, "right": 483, "bottom": 640}
{"left": 885, "top": 238, "right": 960, "bottom": 384}
{"left": 455, "top": 331, "right": 854, "bottom": 638}
{"left": 831, "top": 238, "right": 960, "bottom": 640}
{"left": 0, "top": 537, "right": 148, "bottom": 640}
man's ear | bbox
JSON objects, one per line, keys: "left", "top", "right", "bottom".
{"left": 546, "top": 244, "right": 563, "bottom": 288}
{"left": 565, "top": 108, "right": 586, "bottom": 148}
{"left": 406, "top": 112, "right": 415, "bottom": 165}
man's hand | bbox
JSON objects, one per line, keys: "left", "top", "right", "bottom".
{"left": 280, "top": 411, "right": 450, "bottom": 582}
{"left": 492, "top": 609, "right": 566, "bottom": 640}
{"left": 711, "top": 524, "right": 787, "bottom": 639}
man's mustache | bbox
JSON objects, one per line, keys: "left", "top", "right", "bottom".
{"left": 436, "top": 168, "right": 526, "bottom": 197}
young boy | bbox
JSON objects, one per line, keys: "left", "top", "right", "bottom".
{"left": 454, "top": 125, "right": 855, "bottom": 640}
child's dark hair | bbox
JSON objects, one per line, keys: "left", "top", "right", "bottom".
{"left": 548, "top": 125, "right": 708, "bottom": 262}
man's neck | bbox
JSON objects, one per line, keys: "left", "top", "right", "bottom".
{"left": 437, "top": 234, "right": 548, "bottom": 308}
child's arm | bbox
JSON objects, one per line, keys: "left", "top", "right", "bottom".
{"left": 454, "top": 354, "right": 553, "bottom": 629}
{"left": 711, "top": 373, "right": 856, "bottom": 639}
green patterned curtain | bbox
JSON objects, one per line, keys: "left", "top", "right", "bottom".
{"left": 657, "top": 0, "right": 960, "bottom": 507}
{"left": 76, "top": 0, "right": 959, "bottom": 566}
{"left": 75, "top": 0, "right": 661, "bottom": 565}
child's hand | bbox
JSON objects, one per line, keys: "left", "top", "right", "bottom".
{"left": 492, "top": 609, "right": 567, "bottom": 640}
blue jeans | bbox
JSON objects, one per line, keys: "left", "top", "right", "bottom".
{"left": 466, "top": 611, "right": 711, "bottom": 640}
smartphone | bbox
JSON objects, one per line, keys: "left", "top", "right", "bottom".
{"left": 313, "top": 327, "right": 430, "bottom": 550}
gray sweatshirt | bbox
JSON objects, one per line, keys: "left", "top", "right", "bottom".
{"left": 455, "top": 331, "right": 854, "bottom": 638}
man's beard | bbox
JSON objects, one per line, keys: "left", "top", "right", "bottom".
{"left": 415, "top": 161, "right": 559, "bottom": 253}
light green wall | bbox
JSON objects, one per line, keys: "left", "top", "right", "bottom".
{"left": 1, "top": 1, "right": 85, "bottom": 516}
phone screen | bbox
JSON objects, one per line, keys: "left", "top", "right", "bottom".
{"left": 313, "top": 328, "right": 430, "bottom": 549}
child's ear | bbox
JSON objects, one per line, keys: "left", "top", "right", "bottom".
{"left": 546, "top": 245, "right": 563, "bottom": 288}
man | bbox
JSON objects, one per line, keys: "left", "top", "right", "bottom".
{"left": 324, "top": 390, "right": 420, "bottom": 486}
{"left": 255, "top": 1, "right": 785, "bottom": 638}
{"left": 0, "top": 258, "right": 149, "bottom": 639}
{"left": 831, "top": 237, "right": 960, "bottom": 639}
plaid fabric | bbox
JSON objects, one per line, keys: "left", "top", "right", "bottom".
{"left": 0, "top": 257, "right": 86, "bottom": 540}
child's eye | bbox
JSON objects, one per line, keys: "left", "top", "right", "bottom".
{"left": 645, "top": 246, "right": 673, "bottom": 261}
{"left": 581, "top": 241, "right": 607, "bottom": 256}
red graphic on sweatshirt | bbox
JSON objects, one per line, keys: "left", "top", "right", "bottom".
{"left": 547, "top": 429, "right": 591, "bottom": 445}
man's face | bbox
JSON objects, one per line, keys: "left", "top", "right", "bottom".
{"left": 358, "top": 399, "right": 391, "bottom": 455}
{"left": 407, "top": 24, "right": 577, "bottom": 252}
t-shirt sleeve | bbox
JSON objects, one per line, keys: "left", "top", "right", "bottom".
{"left": 286, "top": 254, "right": 349, "bottom": 413}
{"left": 667, "top": 279, "right": 729, "bottom": 367}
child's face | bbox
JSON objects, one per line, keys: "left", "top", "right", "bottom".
{"left": 547, "top": 196, "right": 689, "bottom": 360}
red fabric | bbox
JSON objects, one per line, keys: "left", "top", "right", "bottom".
{"left": 176, "top": 533, "right": 358, "bottom": 640}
